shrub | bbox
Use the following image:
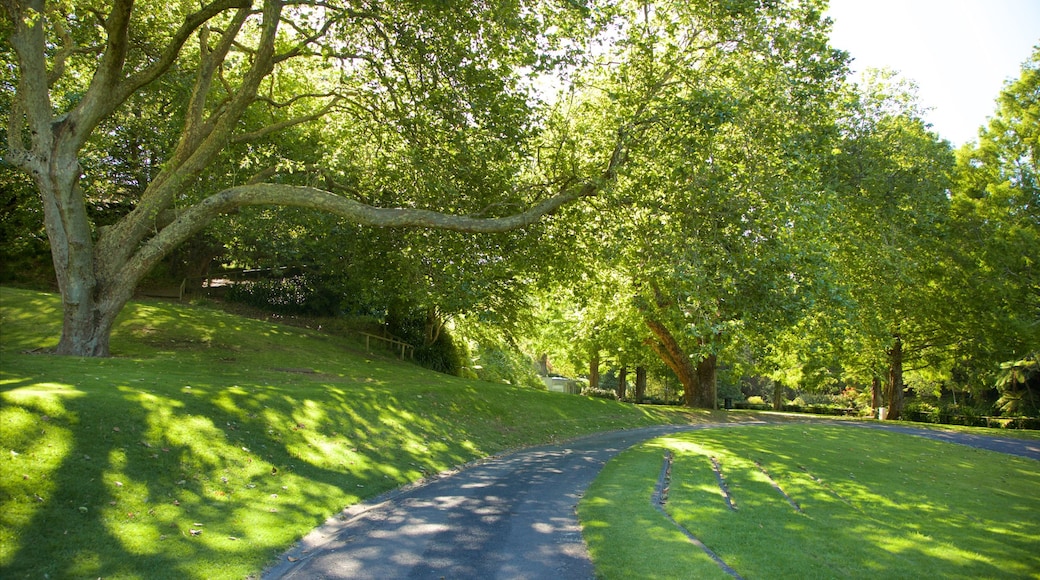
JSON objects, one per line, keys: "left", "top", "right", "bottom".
{"left": 747, "top": 396, "right": 766, "bottom": 405}
{"left": 582, "top": 387, "right": 618, "bottom": 400}
{"left": 224, "top": 274, "right": 341, "bottom": 316}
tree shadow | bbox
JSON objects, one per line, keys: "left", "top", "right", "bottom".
{"left": 1, "top": 361, "right": 483, "bottom": 579}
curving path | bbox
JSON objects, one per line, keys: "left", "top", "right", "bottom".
{"left": 262, "top": 419, "right": 1038, "bottom": 580}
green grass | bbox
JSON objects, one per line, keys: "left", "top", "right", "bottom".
{"left": 579, "top": 424, "right": 1040, "bottom": 579}
{"left": 0, "top": 286, "right": 714, "bottom": 579}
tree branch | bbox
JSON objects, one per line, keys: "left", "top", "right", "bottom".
{"left": 230, "top": 98, "right": 339, "bottom": 143}
{"left": 124, "top": 180, "right": 596, "bottom": 286}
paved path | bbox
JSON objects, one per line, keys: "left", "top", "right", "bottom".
{"left": 263, "top": 420, "right": 1038, "bottom": 579}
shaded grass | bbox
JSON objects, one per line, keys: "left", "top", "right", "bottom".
{"left": 0, "top": 287, "right": 706, "bottom": 579}
{"left": 579, "top": 425, "right": 1040, "bottom": 579}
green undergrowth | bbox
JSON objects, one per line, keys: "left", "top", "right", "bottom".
{"left": 580, "top": 424, "right": 1040, "bottom": 579}
{"left": 0, "top": 286, "right": 711, "bottom": 579}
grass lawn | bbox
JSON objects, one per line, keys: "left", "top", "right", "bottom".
{"left": 0, "top": 286, "right": 713, "bottom": 579}
{"left": 579, "top": 424, "right": 1040, "bottom": 579}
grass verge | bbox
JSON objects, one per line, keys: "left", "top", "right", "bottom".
{"left": 0, "top": 286, "right": 708, "bottom": 579}
{"left": 579, "top": 424, "right": 1040, "bottom": 579}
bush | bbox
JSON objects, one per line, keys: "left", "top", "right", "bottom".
{"left": 383, "top": 309, "right": 466, "bottom": 376}
{"left": 224, "top": 274, "right": 341, "bottom": 316}
{"left": 582, "top": 387, "right": 618, "bottom": 401}
{"left": 747, "top": 396, "right": 766, "bottom": 405}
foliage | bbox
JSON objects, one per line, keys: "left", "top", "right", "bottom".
{"left": 581, "top": 425, "right": 1040, "bottom": 579}
{"left": 454, "top": 318, "right": 545, "bottom": 389}
{"left": 948, "top": 46, "right": 1040, "bottom": 395}
{"left": 795, "top": 69, "right": 957, "bottom": 420}
{"left": 385, "top": 308, "right": 465, "bottom": 376}
{"left": 996, "top": 354, "right": 1040, "bottom": 416}
{"left": 2, "top": 0, "right": 628, "bottom": 356}
{"left": 528, "top": 0, "right": 849, "bottom": 407}
{"left": 223, "top": 273, "right": 343, "bottom": 317}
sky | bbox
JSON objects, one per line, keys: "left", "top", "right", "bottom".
{"left": 824, "top": 0, "right": 1039, "bottom": 147}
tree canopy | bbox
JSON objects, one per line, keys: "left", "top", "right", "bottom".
{"left": 2, "top": 1, "right": 1036, "bottom": 415}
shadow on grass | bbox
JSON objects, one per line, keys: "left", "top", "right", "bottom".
{"left": 1, "top": 287, "right": 702, "bottom": 579}
{"left": 653, "top": 426, "right": 1040, "bottom": 579}
{"left": 0, "top": 359, "right": 490, "bottom": 579}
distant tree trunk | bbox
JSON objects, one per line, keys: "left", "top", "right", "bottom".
{"left": 645, "top": 317, "right": 700, "bottom": 407}
{"left": 635, "top": 366, "right": 647, "bottom": 403}
{"left": 589, "top": 350, "right": 600, "bottom": 388}
{"left": 871, "top": 376, "right": 882, "bottom": 412}
{"left": 885, "top": 335, "right": 904, "bottom": 420}
{"left": 616, "top": 366, "right": 628, "bottom": 400}
{"left": 423, "top": 307, "right": 443, "bottom": 347}
{"left": 773, "top": 380, "right": 784, "bottom": 411}
{"left": 539, "top": 353, "right": 550, "bottom": 376}
{"left": 696, "top": 353, "right": 718, "bottom": 409}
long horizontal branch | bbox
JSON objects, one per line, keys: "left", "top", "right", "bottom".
{"left": 123, "top": 180, "right": 599, "bottom": 285}
{"left": 212, "top": 182, "right": 594, "bottom": 230}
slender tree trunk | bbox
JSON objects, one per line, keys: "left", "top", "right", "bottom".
{"left": 773, "top": 380, "right": 784, "bottom": 411}
{"left": 872, "top": 376, "right": 882, "bottom": 413}
{"left": 635, "top": 366, "right": 647, "bottom": 403}
{"left": 885, "top": 335, "right": 904, "bottom": 420}
{"left": 616, "top": 366, "right": 628, "bottom": 400}
{"left": 589, "top": 350, "right": 600, "bottom": 388}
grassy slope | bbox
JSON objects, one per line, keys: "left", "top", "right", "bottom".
{"left": 0, "top": 287, "right": 709, "bottom": 579}
{"left": 580, "top": 425, "right": 1040, "bottom": 579}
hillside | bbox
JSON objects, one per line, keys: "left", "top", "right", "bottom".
{"left": 0, "top": 286, "right": 709, "bottom": 579}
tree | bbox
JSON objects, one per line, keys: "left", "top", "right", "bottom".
{"left": 947, "top": 46, "right": 1040, "bottom": 403}
{"left": 2, "top": 0, "right": 632, "bottom": 356}
{"left": 564, "top": 0, "right": 845, "bottom": 407}
{"left": 818, "top": 71, "right": 955, "bottom": 420}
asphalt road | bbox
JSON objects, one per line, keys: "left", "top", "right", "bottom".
{"left": 262, "top": 419, "right": 1039, "bottom": 580}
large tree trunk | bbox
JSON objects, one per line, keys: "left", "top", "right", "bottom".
{"left": 35, "top": 160, "right": 138, "bottom": 356}
{"left": 885, "top": 335, "right": 905, "bottom": 420}
{"left": 616, "top": 366, "right": 628, "bottom": 400}
{"left": 644, "top": 317, "right": 701, "bottom": 408}
{"left": 695, "top": 353, "right": 718, "bottom": 409}
{"left": 589, "top": 350, "right": 600, "bottom": 389}
{"left": 634, "top": 366, "right": 647, "bottom": 403}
